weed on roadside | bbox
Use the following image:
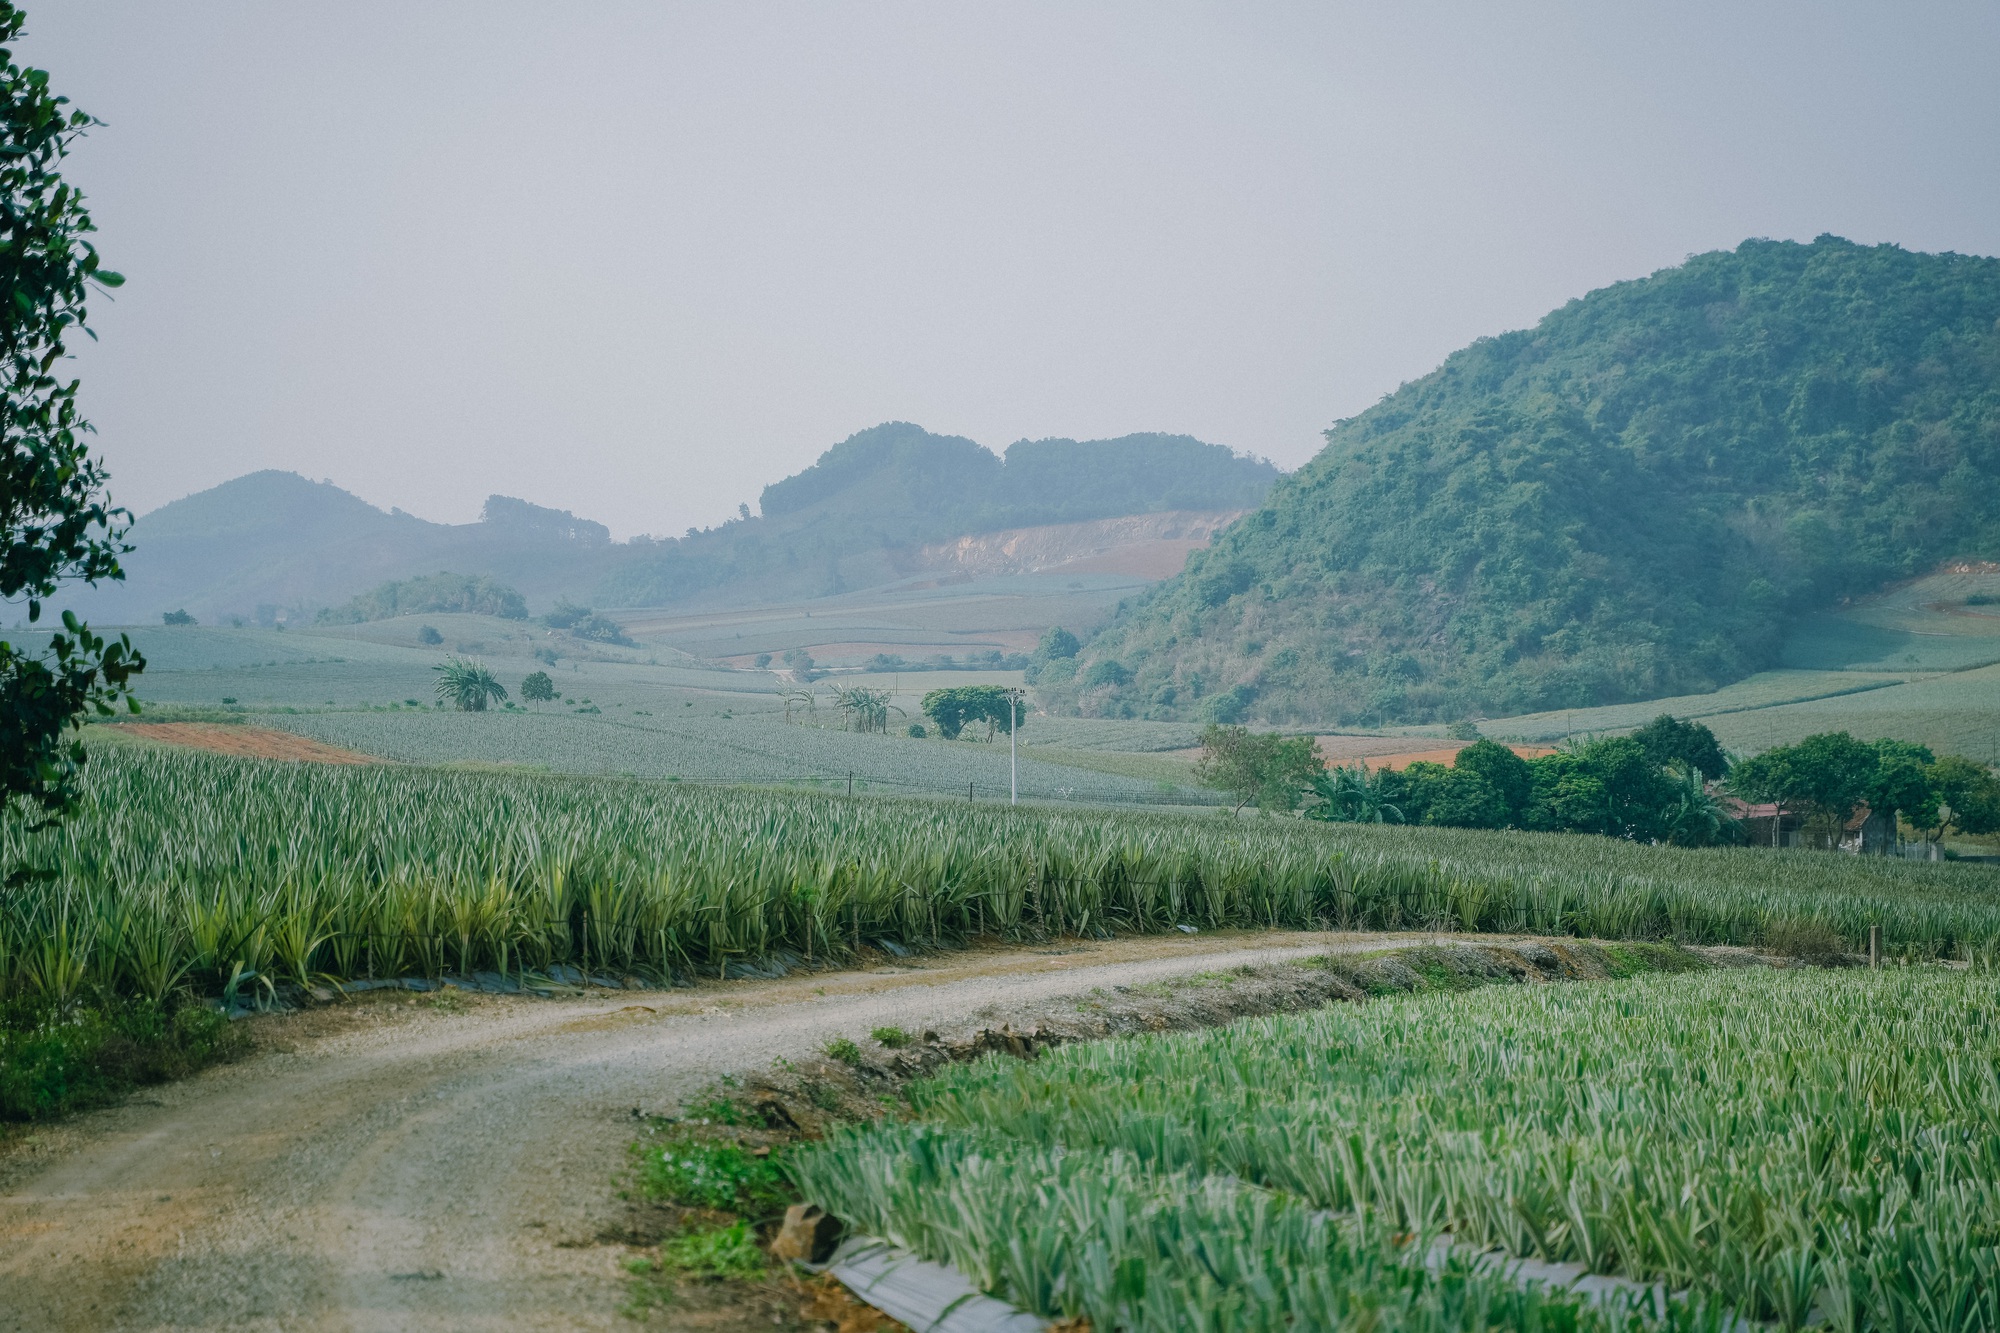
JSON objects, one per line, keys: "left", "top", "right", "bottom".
{"left": 0, "top": 997, "right": 245, "bottom": 1121}
{"left": 633, "top": 1130, "right": 791, "bottom": 1216}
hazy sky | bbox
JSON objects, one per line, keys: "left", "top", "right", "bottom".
{"left": 28, "top": 2, "right": 2000, "bottom": 539}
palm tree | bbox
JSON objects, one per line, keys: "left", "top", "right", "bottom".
{"left": 1306, "top": 763, "right": 1404, "bottom": 823}
{"left": 832, "top": 686, "right": 900, "bottom": 734}
{"left": 1660, "top": 763, "right": 1735, "bottom": 846}
{"left": 434, "top": 657, "right": 509, "bottom": 711}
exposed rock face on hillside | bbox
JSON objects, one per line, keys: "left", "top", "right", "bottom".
{"left": 906, "top": 510, "right": 1245, "bottom": 580}
{"left": 599, "top": 424, "right": 1278, "bottom": 608}
{"left": 1066, "top": 237, "right": 2000, "bottom": 727}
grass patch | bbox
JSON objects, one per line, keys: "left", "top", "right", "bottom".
{"left": 0, "top": 997, "right": 243, "bottom": 1122}
{"left": 823, "top": 1036, "right": 863, "bottom": 1066}
{"left": 870, "top": 1026, "right": 911, "bottom": 1049}
{"left": 632, "top": 1130, "right": 791, "bottom": 1216}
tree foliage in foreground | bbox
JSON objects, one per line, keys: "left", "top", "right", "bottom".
{"left": 0, "top": 4, "right": 143, "bottom": 822}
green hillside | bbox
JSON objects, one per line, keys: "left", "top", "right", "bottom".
{"left": 598, "top": 423, "right": 1277, "bottom": 606}
{"left": 1064, "top": 237, "right": 2000, "bottom": 725}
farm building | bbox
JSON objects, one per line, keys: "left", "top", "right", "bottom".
{"left": 1728, "top": 800, "right": 1899, "bottom": 854}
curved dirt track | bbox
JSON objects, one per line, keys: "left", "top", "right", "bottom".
{"left": 0, "top": 929, "right": 1469, "bottom": 1332}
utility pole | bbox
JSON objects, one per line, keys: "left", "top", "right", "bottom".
{"left": 1009, "top": 689, "right": 1020, "bottom": 805}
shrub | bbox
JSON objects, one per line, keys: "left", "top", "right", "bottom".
{"left": 417, "top": 624, "right": 443, "bottom": 645}
{"left": 1765, "top": 918, "right": 1851, "bottom": 966}
{"left": 824, "top": 1036, "right": 863, "bottom": 1066}
{"left": 871, "top": 1026, "right": 911, "bottom": 1049}
{"left": 1, "top": 997, "right": 240, "bottom": 1121}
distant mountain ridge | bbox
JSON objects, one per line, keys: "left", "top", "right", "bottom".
{"left": 50, "top": 471, "right": 622, "bottom": 627}
{"left": 51, "top": 426, "right": 1276, "bottom": 625}
{"left": 602, "top": 424, "right": 1280, "bottom": 607}
{"left": 1063, "top": 236, "right": 2000, "bottom": 727}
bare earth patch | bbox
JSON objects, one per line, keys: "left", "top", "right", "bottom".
{"left": 108, "top": 722, "right": 379, "bottom": 764}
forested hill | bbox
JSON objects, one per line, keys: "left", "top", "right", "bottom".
{"left": 597, "top": 424, "right": 1278, "bottom": 606}
{"left": 1062, "top": 237, "right": 2000, "bottom": 727}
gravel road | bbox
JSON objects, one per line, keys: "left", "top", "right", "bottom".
{"left": 0, "top": 928, "right": 1467, "bottom": 1332}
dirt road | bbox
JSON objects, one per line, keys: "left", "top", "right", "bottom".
{"left": 0, "top": 928, "right": 1468, "bottom": 1332}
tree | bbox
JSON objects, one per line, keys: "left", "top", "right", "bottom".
{"left": 1728, "top": 732, "right": 1880, "bottom": 845}
{"left": 921, "top": 686, "right": 1022, "bottom": 741}
{"left": 433, "top": 657, "right": 508, "bottom": 711}
{"left": 1425, "top": 767, "right": 1509, "bottom": 829}
{"left": 162, "top": 609, "right": 195, "bottom": 626}
{"left": 832, "top": 685, "right": 899, "bottom": 734}
{"left": 1869, "top": 739, "right": 1938, "bottom": 834}
{"left": 542, "top": 598, "right": 591, "bottom": 630}
{"left": 520, "top": 670, "right": 555, "bottom": 702}
{"left": 1657, "top": 764, "right": 1736, "bottom": 847}
{"left": 1452, "top": 740, "right": 1533, "bottom": 825}
{"left": 1930, "top": 755, "right": 2000, "bottom": 838}
{"left": 417, "top": 624, "right": 442, "bottom": 645}
{"left": 0, "top": 11, "right": 144, "bottom": 823}
{"left": 1630, "top": 714, "right": 1729, "bottom": 780}
{"left": 1082, "top": 660, "right": 1131, "bottom": 688}
{"left": 1194, "top": 724, "right": 1324, "bottom": 814}
{"left": 1037, "top": 627, "right": 1080, "bottom": 660}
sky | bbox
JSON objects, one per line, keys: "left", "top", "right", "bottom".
{"left": 26, "top": 2, "right": 2000, "bottom": 540}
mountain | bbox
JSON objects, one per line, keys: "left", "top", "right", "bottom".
{"left": 53, "top": 427, "right": 1276, "bottom": 625}
{"left": 1058, "top": 237, "right": 2000, "bottom": 726}
{"left": 51, "top": 471, "right": 620, "bottom": 625}
{"left": 597, "top": 423, "right": 1279, "bottom": 605}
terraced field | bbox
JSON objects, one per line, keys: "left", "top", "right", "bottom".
{"left": 1479, "top": 669, "right": 1918, "bottom": 743}
{"left": 1703, "top": 660, "right": 2000, "bottom": 763}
